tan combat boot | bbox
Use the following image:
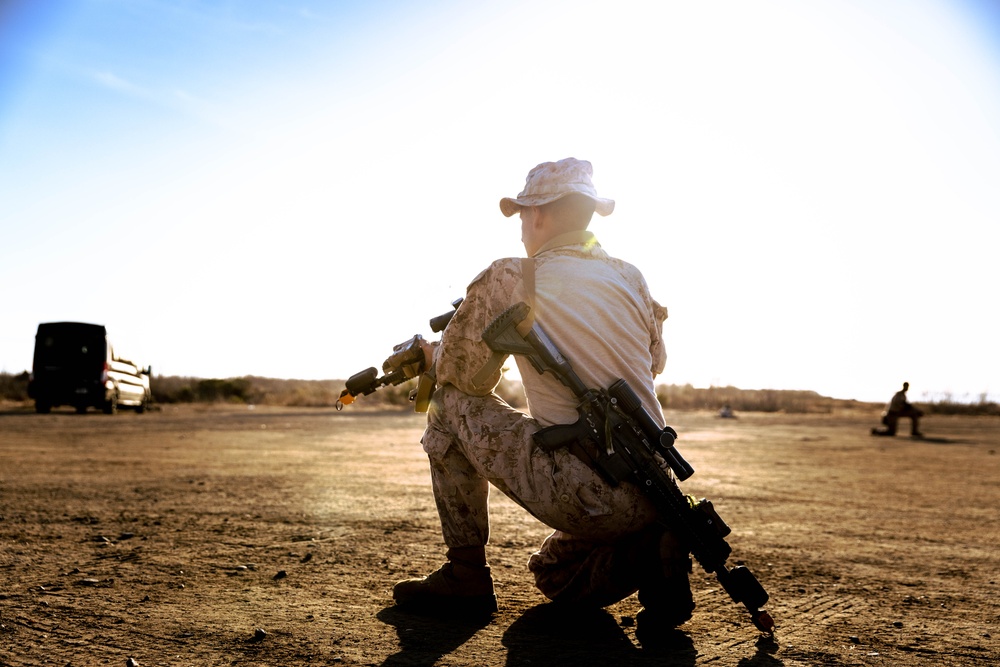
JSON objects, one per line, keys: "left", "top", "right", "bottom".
{"left": 393, "top": 546, "right": 498, "bottom": 616}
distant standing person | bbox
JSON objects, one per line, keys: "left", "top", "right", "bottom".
{"left": 871, "top": 382, "right": 924, "bottom": 437}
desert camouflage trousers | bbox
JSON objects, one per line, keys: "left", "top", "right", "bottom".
{"left": 421, "top": 384, "right": 682, "bottom": 606}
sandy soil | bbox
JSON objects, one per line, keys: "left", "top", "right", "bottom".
{"left": 0, "top": 403, "right": 997, "bottom": 666}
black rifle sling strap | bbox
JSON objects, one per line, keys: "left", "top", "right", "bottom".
{"left": 472, "top": 258, "right": 536, "bottom": 390}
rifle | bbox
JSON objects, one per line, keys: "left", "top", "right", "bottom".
{"left": 335, "top": 299, "right": 463, "bottom": 411}
{"left": 482, "top": 302, "right": 776, "bottom": 636}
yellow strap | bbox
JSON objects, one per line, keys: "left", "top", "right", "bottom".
{"left": 471, "top": 351, "right": 505, "bottom": 390}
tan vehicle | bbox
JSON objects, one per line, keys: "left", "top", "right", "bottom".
{"left": 27, "top": 322, "right": 151, "bottom": 414}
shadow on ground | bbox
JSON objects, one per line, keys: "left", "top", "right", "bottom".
{"left": 502, "top": 603, "right": 697, "bottom": 667}
{"left": 378, "top": 601, "right": 708, "bottom": 667}
{"left": 377, "top": 605, "right": 493, "bottom": 667}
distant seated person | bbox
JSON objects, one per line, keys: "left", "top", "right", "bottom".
{"left": 871, "top": 382, "right": 924, "bottom": 437}
{"left": 719, "top": 404, "right": 736, "bottom": 419}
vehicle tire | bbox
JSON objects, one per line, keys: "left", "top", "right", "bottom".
{"left": 35, "top": 401, "right": 51, "bottom": 414}
{"left": 103, "top": 390, "right": 119, "bottom": 415}
{"left": 136, "top": 394, "right": 149, "bottom": 414}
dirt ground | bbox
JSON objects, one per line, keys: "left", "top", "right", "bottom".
{"left": 0, "top": 403, "right": 997, "bottom": 666}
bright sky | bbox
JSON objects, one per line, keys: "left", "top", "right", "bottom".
{"left": 2, "top": 0, "right": 998, "bottom": 404}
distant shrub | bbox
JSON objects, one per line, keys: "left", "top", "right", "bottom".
{"left": 656, "top": 383, "right": 845, "bottom": 414}
{"left": 150, "top": 376, "right": 199, "bottom": 404}
{"left": 0, "top": 371, "right": 29, "bottom": 401}
{"left": 151, "top": 375, "right": 330, "bottom": 406}
{"left": 924, "top": 400, "right": 1000, "bottom": 416}
{"left": 194, "top": 378, "right": 258, "bottom": 403}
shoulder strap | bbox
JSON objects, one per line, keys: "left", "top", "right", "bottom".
{"left": 516, "top": 257, "right": 536, "bottom": 337}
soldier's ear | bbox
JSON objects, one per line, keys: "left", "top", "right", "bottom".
{"left": 531, "top": 206, "right": 549, "bottom": 229}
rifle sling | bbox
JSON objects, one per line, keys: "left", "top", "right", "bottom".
{"left": 516, "top": 257, "right": 536, "bottom": 337}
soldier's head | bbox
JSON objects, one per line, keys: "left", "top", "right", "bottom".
{"left": 500, "top": 158, "right": 614, "bottom": 255}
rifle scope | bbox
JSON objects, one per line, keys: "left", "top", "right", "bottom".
{"left": 608, "top": 378, "right": 695, "bottom": 481}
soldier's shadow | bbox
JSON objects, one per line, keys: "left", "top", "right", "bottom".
{"left": 501, "top": 603, "right": 696, "bottom": 667}
{"left": 872, "top": 433, "right": 970, "bottom": 445}
{"left": 916, "top": 436, "right": 967, "bottom": 444}
{"left": 377, "top": 605, "right": 494, "bottom": 666}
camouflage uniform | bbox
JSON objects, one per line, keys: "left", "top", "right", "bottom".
{"left": 422, "top": 231, "right": 685, "bottom": 605}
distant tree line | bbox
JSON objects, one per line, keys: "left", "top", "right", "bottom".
{"left": 1, "top": 372, "right": 996, "bottom": 415}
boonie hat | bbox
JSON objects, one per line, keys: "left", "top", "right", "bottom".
{"left": 499, "top": 157, "right": 615, "bottom": 217}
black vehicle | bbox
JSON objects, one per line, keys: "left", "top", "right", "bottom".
{"left": 27, "top": 322, "right": 151, "bottom": 414}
